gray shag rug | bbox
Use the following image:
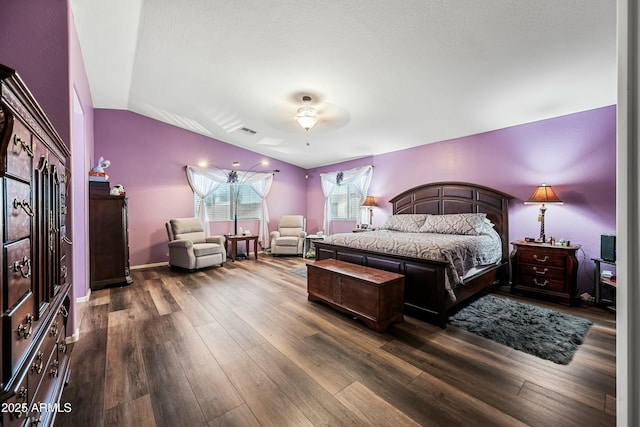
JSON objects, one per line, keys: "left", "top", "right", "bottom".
{"left": 290, "top": 267, "right": 307, "bottom": 278}
{"left": 449, "top": 295, "right": 593, "bottom": 365}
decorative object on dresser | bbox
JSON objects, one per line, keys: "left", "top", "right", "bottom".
{"left": 314, "top": 182, "right": 513, "bottom": 328}
{"left": 307, "top": 259, "right": 404, "bottom": 332}
{"left": 510, "top": 240, "right": 580, "bottom": 305}
{"left": 0, "top": 64, "right": 72, "bottom": 426}
{"left": 89, "top": 184, "right": 132, "bottom": 289}
{"left": 524, "top": 183, "right": 564, "bottom": 243}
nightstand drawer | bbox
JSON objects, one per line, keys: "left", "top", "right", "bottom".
{"left": 518, "top": 263, "right": 565, "bottom": 281}
{"left": 516, "top": 274, "right": 566, "bottom": 293}
{"left": 517, "top": 251, "right": 566, "bottom": 267}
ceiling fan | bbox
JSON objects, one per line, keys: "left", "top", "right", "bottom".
{"left": 263, "top": 92, "right": 351, "bottom": 134}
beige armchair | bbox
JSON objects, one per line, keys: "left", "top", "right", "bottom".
{"left": 166, "top": 218, "right": 226, "bottom": 270}
{"left": 270, "top": 215, "right": 306, "bottom": 256}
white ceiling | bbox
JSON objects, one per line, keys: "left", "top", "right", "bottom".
{"left": 70, "top": 0, "right": 616, "bottom": 169}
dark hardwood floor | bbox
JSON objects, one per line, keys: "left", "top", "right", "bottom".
{"left": 55, "top": 255, "right": 616, "bottom": 426}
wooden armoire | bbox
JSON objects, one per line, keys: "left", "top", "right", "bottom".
{"left": 89, "top": 189, "right": 132, "bottom": 290}
{"left": 0, "top": 65, "right": 72, "bottom": 426}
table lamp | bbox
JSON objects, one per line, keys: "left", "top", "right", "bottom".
{"left": 524, "top": 183, "right": 563, "bottom": 243}
{"left": 361, "top": 196, "right": 378, "bottom": 226}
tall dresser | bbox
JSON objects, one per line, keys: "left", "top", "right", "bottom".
{"left": 89, "top": 191, "right": 132, "bottom": 290}
{"left": 0, "top": 65, "right": 72, "bottom": 426}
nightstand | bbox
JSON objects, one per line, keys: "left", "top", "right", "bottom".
{"left": 304, "top": 235, "right": 324, "bottom": 258}
{"left": 510, "top": 241, "right": 581, "bottom": 305}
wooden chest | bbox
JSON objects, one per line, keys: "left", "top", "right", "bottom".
{"left": 307, "top": 259, "right": 404, "bottom": 332}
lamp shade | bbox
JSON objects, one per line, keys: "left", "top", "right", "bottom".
{"left": 524, "top": 184, "right": 563, "bottom": 205}
{"left": 361, "top": 196, "right": 378, "bottom": 207}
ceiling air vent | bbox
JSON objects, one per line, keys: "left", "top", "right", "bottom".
{"left": 237, "top": 127, "right": 257, "bottom": 135}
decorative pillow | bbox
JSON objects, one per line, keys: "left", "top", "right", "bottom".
{"left": 419, "top": 213, "right": 487, "bottom": 235}
{"left": 380, "top": 214, "right": 428, "bottom": 233}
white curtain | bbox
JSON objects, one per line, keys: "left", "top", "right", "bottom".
{"left": 186, "top": 166, "right": 226, "bottom": 235}
{"left": 185, "top": 165, "right": 274, "bottom": 242}
{"left": 246, "top": 173, "right": 273, "bottom": 247}
{"left": 320, "top": 165, "right": 373, "bottom": 234}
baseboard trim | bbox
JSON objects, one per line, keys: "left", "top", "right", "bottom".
{"left": 131, "top": 262, "right": 169, "bottom": 270}
{"left": 66, "top": 328, "right": 80, "bottom": 344}
{"left": 76, "top": 289, "right": 91, "bottom": 303}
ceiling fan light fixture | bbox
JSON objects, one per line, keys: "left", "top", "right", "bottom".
{"left": 295, "top": 95, "right": 318, "bottom": 131}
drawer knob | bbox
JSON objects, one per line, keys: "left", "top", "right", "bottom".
{"left": 14, "top": 386, "right": 27, "bottom": 419}
{"left": 31, "top": 352, "right": 44, "bottom": 374}
{"left": 17, "top": 313, "right": 33, "bottom": 339}
{"left": 533, "top": 267, "right": 549, "bottom": 275}
{"left": 533, "top": 254, "right": 549, "bottom": 263}
{"left": 13, "top": 134, "right": 34, "bottom": 158}
{"left": 50, "top": 320, "right": 59, "bottom": 337}
{"left": 13, "top": 256, "right": 32, "bottom": 278}
{"left": 13, "top": 198, "right": 35, "bottom": 217}
{"left": 58, "top": 340, "right": 68, "bottom": 354}
{"left": 533, "top": 278, "right": 549, "bottom": 287}
{"left": 50, "top": 360, "right": 59, "bottom": 378}
{"left": 59, "top": 305, "right": 69, "bottom": 318}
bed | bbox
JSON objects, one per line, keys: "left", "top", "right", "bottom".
{"left": 313, "top": 182, "right": 513, "bottom": 328}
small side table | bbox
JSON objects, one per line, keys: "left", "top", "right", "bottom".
{"left": 225, "top": 235, "right": 259, "bottom": 262}
{"left": 592, "top": 258, "right": 616, "bottom": 309}
{"left": 304, "top": 235, "right": 324, "bottom": 258}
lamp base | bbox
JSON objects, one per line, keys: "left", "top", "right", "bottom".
{"left": 538, "top": 205, "right": 547, "bottom": 243}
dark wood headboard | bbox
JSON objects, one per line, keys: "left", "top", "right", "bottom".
{"left": 389, "top": 182, "right": 513, "bottom": 261}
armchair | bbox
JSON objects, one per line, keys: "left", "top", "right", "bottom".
{"left": 166, "top": 218, "right": 226, "bottom": 270}
{"left": 270, "top": 215, "right": 306, "bottom": 256}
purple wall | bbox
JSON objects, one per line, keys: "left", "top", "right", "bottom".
{"left": 0, "top": 1, "right": 95, "bottom": 334}
{"left": 93, "top": 110, "right": 307, "bottom": 266}
{"left": 306, "top": 106, "right": 616, "bottom": 293}
{"left": 0, "top": 0, "right": 71, "bottom": 144}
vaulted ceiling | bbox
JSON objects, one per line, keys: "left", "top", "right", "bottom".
{"left": 70, "top": 1, "right": 616, "bottom": 169}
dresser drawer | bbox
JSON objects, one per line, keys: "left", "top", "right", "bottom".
{"left": 5, "top": 119, "right": 34, "bottom": 182}
{"left": 3, "top": 293, "right": 37, "bottom": 382}
{"left": 5, "top": 238, "right": 32, "bottom": 310}
{"left": 1, "top": 372, "right": 30, "bottom": 426}
{"left": 27, "top": 326, "right": 58, "bottom": 407}
{"left": 6, "top": 178, "right": 32, "bottom": 242}
{"left": 517, "top": 250, "right": 566, "bottom": 267}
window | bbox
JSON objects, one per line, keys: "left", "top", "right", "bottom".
{"left": 329, "top": 182, "right": 362, "bottom": 220}
{"left": 194, "top": 181, "right": 262, "bottom": 221}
